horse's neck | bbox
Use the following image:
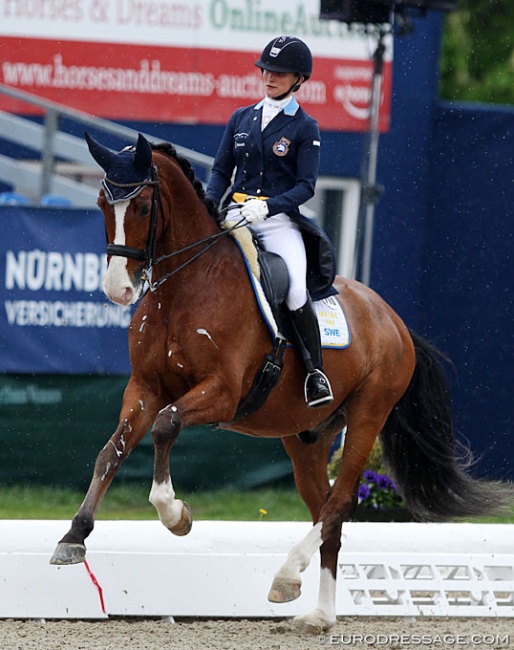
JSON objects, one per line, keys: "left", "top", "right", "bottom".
{"left": 167, "top": 193, "right": 219, "bottom": 249}
{"left": 153, "top": 155, "right": 237, "bottom": 289}
{"left": 152, "top": 196, "right": 223, "bottom": 288}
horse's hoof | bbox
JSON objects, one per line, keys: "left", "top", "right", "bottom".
{"left": 49, "top": 543, "right": 86, "bottom": 565}
{"left": 170, "top": 501, "right": 192, "bottom": 536}
{"left": 268, "top": 577, "right": 302, "bottom": 603}
{"left": 293, "top": 611, "right": 335, "bottom": 634}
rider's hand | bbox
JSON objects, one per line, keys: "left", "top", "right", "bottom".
{"left": 241, "top": 199, "right": 269, "bottom": 224}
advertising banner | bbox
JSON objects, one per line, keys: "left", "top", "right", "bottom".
{"left": 0, "top": 206, "right": 133, "bottom": 374}
{"left": 0, "top": 0, "right": 392, "bottom": 131}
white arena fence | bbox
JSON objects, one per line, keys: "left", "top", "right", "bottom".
{"left": 0, "top": 520, "right": 512, "bottom": 619}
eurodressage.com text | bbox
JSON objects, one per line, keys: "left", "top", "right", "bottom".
{"left": 316, "top": 633, "right": 510, "bottom": 646}
{"left": 4, "top": 249, "right": 131, "bottom": 328}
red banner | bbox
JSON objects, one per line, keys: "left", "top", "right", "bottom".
{"left": 0, "top": 37, "right": 391, "bottom": 132}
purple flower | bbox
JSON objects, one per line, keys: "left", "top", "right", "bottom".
{"left": 362, "top": 470, "right": 377, "bottom": 482}
{"left": 376, "top": 474, "right": 391, "bottom": 489}
{"left": 358, "top": 483, "right": 371, "bottom": 500}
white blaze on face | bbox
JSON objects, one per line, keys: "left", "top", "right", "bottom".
{"left": 103, "top": 200, "right": 138, "bottom": 305}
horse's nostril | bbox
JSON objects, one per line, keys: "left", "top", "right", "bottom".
{"left": 121, "top": 287, "right": 134, "bottom": 303}
{"left": 103, "top": 257, "right": 141, "bottom": 305}
{"left": 104, "top": 286, "right": 134, "bottom": 306}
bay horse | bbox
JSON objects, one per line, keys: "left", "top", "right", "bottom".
{"left": 50, "top": 133, "right": 510, "bottom": 633}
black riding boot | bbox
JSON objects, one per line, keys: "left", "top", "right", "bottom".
{"left": 289, "top": 298, "right": 334, "bottom": 408}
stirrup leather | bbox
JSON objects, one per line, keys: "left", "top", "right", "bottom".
{"left": 304, "top": 369, "right": 334, "bottom": 408}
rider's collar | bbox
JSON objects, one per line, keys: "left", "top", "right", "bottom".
{"left": 254, "top": 96, "right": 299, "bottom": 116}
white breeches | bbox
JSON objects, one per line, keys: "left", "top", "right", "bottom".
{"left": 227, "top": 208, "right": 308, "bottom": 311}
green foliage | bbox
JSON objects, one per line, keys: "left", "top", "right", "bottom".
{"left": 0, "top": 483, "right": 512, "bottom": 522}
{"left": 0, "top": 484, "right": 310, "bottom": 522}
{"left": 440, "top": 1, "right": 514, "bottom": 104}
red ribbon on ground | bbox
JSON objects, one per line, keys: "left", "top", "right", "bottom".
{"left": 84, "top": 559, "right": 106, "bottom": 615}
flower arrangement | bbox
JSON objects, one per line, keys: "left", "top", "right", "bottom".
{"left": 357, "top": 469, "right": 404, "bottom": 510}
{"left": 327, "top": 438, "right": 406, "bottom": 514}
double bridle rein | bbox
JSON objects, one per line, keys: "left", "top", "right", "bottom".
{"left": 104, "top": 166, "right": 242, "bottom": 292}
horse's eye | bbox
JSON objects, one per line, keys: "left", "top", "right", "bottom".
{"left": 139, "top": 204, "right": 151, "bottom": 218}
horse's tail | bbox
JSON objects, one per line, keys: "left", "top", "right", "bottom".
{"left": 380, "top": 330, "right": 512, "bottom": 522}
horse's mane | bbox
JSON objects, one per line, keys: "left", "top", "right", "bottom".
{"left": 151, "top": 141, "right": 218, "bottom": 220}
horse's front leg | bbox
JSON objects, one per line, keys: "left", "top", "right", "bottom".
{"left": 50, "top": 384, "right": 159, "bottom": 565}
{"left": 148, "top": 405, "right": 193, "bottom": 536}
{"left": 148, "top": 376, "right": 238, "bottom": 536}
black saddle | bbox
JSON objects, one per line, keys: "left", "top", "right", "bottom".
{"left": 258, "top": 249, "right": 288, "bottom": 309}
{"left": 254, "top": 242, "right": 296, "bottom": 343}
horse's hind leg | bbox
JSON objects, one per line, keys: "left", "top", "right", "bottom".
{"left": 273, "top": 401, "right": 392, "bottom": 634}
{"left": 269, "top": 433, "right": 336, "bottom": 629}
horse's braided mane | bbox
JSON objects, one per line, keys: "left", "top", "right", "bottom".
{"left": 151, "top": 141, "right": 218, "bottom": 220}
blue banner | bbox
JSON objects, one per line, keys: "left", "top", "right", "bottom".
{"left": 1, "top": 206, "right": 133, "bottom": 374}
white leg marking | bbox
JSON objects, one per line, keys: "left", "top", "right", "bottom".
{"left": 149, "top": 479, "right": 185, "bottom": 529}
{"left": 294, "top": 567, "right": 337, "bottom": 633}
{"left": 317, "top": 567, "right": 337, "bottom": 624}
{"left": 275, "top": 522, "right": 323, "bottom": 583}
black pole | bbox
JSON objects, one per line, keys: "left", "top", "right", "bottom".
{"left": 353, "top": 26, "right": 389, "bottom": 284}
{"left": 320, "top": 1, "right": 457, "bottom": 284}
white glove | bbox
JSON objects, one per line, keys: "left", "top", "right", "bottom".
{"left": 240, "top": 199, "right": 269, "bottom": 224}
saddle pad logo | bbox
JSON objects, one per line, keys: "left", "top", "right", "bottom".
{"left": 273, "top": 137, "right": 291, "bottom": 157}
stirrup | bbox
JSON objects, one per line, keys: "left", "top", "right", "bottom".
{"left": 304, "top": 369, "right": 334, "bottom": 408}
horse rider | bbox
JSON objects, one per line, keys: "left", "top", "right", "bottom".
{"left": 205, "top": 35, "right": 335, "bottom": 408}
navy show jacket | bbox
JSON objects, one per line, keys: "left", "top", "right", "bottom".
{"left": 206, "top": 96, "right": 321, "bottom": 217}
{"left": 206, "top": 97, "right": 336, "bottom": 299}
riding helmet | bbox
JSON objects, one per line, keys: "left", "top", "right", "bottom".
{"left": 255, "top": 35, "right": 313, "bottom": 80}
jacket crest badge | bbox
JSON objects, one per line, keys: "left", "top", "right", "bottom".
{"left": 273, "top": 137, "right": 291, "bottom": 157}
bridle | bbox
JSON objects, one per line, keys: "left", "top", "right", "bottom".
{"left": 104, "top": 165, "right": 244, "bottom": 293}
{"left": 105, "top": 164, "right": 161, "bottom": 265}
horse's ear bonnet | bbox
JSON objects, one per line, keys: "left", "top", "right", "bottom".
{"left": 85, "top": 131, "right": 153, "bottom": 204}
